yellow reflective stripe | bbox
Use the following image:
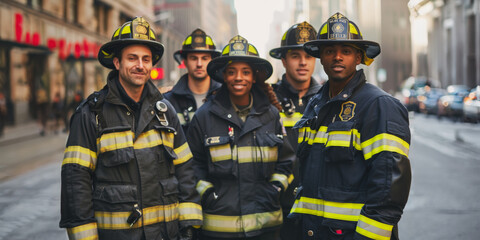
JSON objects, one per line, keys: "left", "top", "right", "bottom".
{"left": 320, "top": 24, "right": 328, "bottom": 35}
{"left": 97, "top": 131, "right": 134, "bottom": 154}
{"left": 67, "top": 222, "right": 98, "bottom": 240}
{"left": 326, "top": 129, "right": 362, "bottom": 150}
{"left": 184, "top": 36, "right": 192, "bottom": 45}
{"left": 95, "top": 203, "right": 180, "bottom": 230}
{"left": 121, "top": 25, "right": 131, "bottom": 35}
{"left": 177, "top": 113, "right": 186, "bottom": 125}
{"left": 113, "top": 28, "right": 121, "bottom": 38}
{"left": 290, "top": 196, "right": 363, "bottom": 222}
{"left": 209, "top": 144, "right": 231, "bottom": 162}
{"left": 206, "top": 36, "right": 214, "bottom": 46}
{"left": 280, "top": 112, "right": 303, "bottom": 127}
{"left": 143, "top": 203, "right": 179, "bottom": 225}
{"left": 237, "top": 146, "right": 278, "bottom": 163}
{"left": 311, "top": 126, "right": 328, "bottom": 144}
{"left": 287, "top": 173, "right": 294, "bottom": 184}
{"left": 63, "top": 146, "right": 97, "bottom": 170}
{"left": 356, "top": 215, "right": 393, "bottom": 240}
{"left": 173, "top": 142, "right": 192, "bottom": 165}
{"left": 361, "top": 133, "right": 409, "bottom": 160}
{"left": 222, "top": 45, "right": 230, "bottom": 55}
{"left": 248, "top": 45, "right": 258, "bottom": 55}
{"left": 134, "top": 130, "right": 162, "bottom": 149}
{"left": 203, "top": 209, "right": 282, "bottom": 233}
{"left": 270, "top": 173, "right": 288, "bottom": 190}
{"left": 178, "top": 202, "right": 203, "bottom": 221}
{"left": 349, "top": 23, "right": 359, "bottom": 35}
{"left": 196, "top": 180, "right": 213, "bottom": 197}
{"left": 160, "top": 131, "right": 174, "bottom": 149}
{"left": 176, "top": 112, "right": 195, "bottom": 126}
{"left": 149, "top": 29, "right": 156, "bottom": 39}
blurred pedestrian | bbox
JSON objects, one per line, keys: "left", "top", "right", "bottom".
{"left": 187, "top": 35, "right": 295, "bottom": 240}
{"left": 60, "top": 17, "right": 202, "bottom": 240}
{"left": 51, "top": 92, "right": 64, "bottom": 134}
{"left": 269, "top": 21, "right": 320, "bottom": 240}
{"left": 289, "top": 13, "right": 412, "bottom": 239}
{"left": 164, "top": 29, "right": 222, "bottom": 135}
{"left": 36, "top": 88, "right": 49, "bottom": 136}
{"left": 0, "top": 92, "right": 6, "bottom": 137}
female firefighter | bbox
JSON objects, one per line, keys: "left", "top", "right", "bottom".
{"left": 186, "top": 35, "right": 295, "bottom": 240}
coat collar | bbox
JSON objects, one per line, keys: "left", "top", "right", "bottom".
{"left": 279, "top": 74, "right": 322, "bottom": 97}
{"left": 171, "top": 74, "right": 221, "bottom": 96}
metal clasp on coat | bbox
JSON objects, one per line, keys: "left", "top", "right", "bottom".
{"left": 155, "top": 101, "right": 169, "bottom": 126}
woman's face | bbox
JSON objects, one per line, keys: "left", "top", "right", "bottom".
{"left": 223, "top": 62, "right": 256, "bottom": 106}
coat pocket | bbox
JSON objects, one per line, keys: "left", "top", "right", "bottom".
{"left": 205, "top": 135, "right": 234, "bottom": 177}
{"left": 159, "top": 176, "right": 180, "bottom": 197}
{"left": 324, "top": 121, "right": 357, "bottom": 163}
{"left": 98, "top": 126, "right": 135, "bottom": 167}
{"left": 93, "top": 184, "right": 138, "bottom": 204}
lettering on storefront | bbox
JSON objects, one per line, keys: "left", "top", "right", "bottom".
{"left": 14, "top": 12, "right": 101, "bottom": 60}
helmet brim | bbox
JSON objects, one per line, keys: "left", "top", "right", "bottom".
{"left": 173, "top": 49, "right": 221, "bottom": 65}
{"left": 98, "top": 39, "right": 165, "bottom": 69}
{"left": 207, "top": 55, "right": 273, "bottom": 83}
{"left": 303, "top": 39, "right": 381, "bottom": 59}
{"left": 269, "top": 45, "right": 306, "bottom": 59}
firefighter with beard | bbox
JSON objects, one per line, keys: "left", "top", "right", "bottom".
{"left": 60, "top": 17, "right": 202, "bottom": 240}
{"left": 269, "top": 21, "right": 321, "bottom": 240}
{"left": 164, "top": 29, "right": 222, "bottom": 135}
{"left": 289, "top": 13, "right": 411, "bottom": 239}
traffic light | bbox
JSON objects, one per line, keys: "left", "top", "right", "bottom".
{"left": 151, "top": 68, "right": 164, "bottom": 80}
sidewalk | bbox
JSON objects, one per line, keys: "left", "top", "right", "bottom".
{"left": 0, "top": 120, "right": 66, "bottom": 147}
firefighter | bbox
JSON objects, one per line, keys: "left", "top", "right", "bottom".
{"left": 187, "top": 35, "right": 295, "bottom": 240}
{"left": 289, "top": 13, "right": 412, "bottom": 239}
{"left": 59, "top": 17, "right": 202, "bottom": 240}
{"left": 164, "top": 29, "right": 222, "bottom": 135}
{"left": 269, "top": 21, "right": 321, "bottom": 240}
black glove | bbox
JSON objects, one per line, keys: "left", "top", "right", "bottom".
{"left": 179, "top": 226, "right": 194, "bottom": 240}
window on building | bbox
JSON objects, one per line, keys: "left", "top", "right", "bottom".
{"left": 65, "top": 0, "right": 78, "bottom": 23}
{"left": 94, "top": 1, "right": 111, "bottom": 36}
{"left": 27, "top": 0, "right": 43, "bottom": 10}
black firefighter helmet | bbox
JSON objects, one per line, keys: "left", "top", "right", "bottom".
{"left": 97, "top": 17, "right": 164, "bottom": 69}
{"left": 173, "top": 29, "right": 221, "bottom": 65}
{"left": 269, "top": 21, "right": 317, "bottom": 59}
{"left": 207, "top": 35, "right": 273, "bottom": 83}
{"left": 304, "top": 12, "right": 381, "bottom": 66}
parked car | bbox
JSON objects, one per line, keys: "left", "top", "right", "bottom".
{"left": 418, "top": 87, "right": 446, "bottom": 115}
{"left": 437, "top": 85, "right": 470, "bottom": 119}
{"left": 463, "top": 86, "right": 480, "bottom": 123}
{"left": 398, "top": 76, "right": 440, "bottom": 112}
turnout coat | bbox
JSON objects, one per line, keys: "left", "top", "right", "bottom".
{"left": 60, "top": 72, "right": 202, "bottom": 240}
{"left": 187, "top": 85, "right": 295, "bottom": 239}
{"left": 289, "top": 70, "right": 412, "bottom": 239}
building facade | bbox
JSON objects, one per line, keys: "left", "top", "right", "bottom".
{"left": 0, "top": 0, "right": 156, "bottom": 127}
{"left": 409, "top": 0, "right": 479, "bottom": 88}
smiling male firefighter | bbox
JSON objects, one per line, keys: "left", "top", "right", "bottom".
{"left": 269, "top": 21, "right": 321, "bottom": 240}
{"left": 289, "top": 13, "right": 412, "bottom": 239}
{"left": 59, "top": 17, "right": 202, "bottom": 240}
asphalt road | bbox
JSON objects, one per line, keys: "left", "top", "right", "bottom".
{"left": 0, "top": 114, "right": 479, "bottom": 239}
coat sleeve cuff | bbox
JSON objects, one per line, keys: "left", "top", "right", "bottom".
{"left": 66, "top": 222, "right": 98, "bottom": 240}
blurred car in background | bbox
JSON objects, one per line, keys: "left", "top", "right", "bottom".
{"left": 398, "top": 76, "right": 440, "bottom": 112}
{"left": 463, "top": 86, "right": 480, "bottom": 123}
{"left": 418, "top": 87, "right": 446, "bottom": 115}
{"left": 437, "top": 85, "right": 470, "bottom": 119}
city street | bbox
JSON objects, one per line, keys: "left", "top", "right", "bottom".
{"left": 0, "top": 114, "right": 479, "bottom": 239}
